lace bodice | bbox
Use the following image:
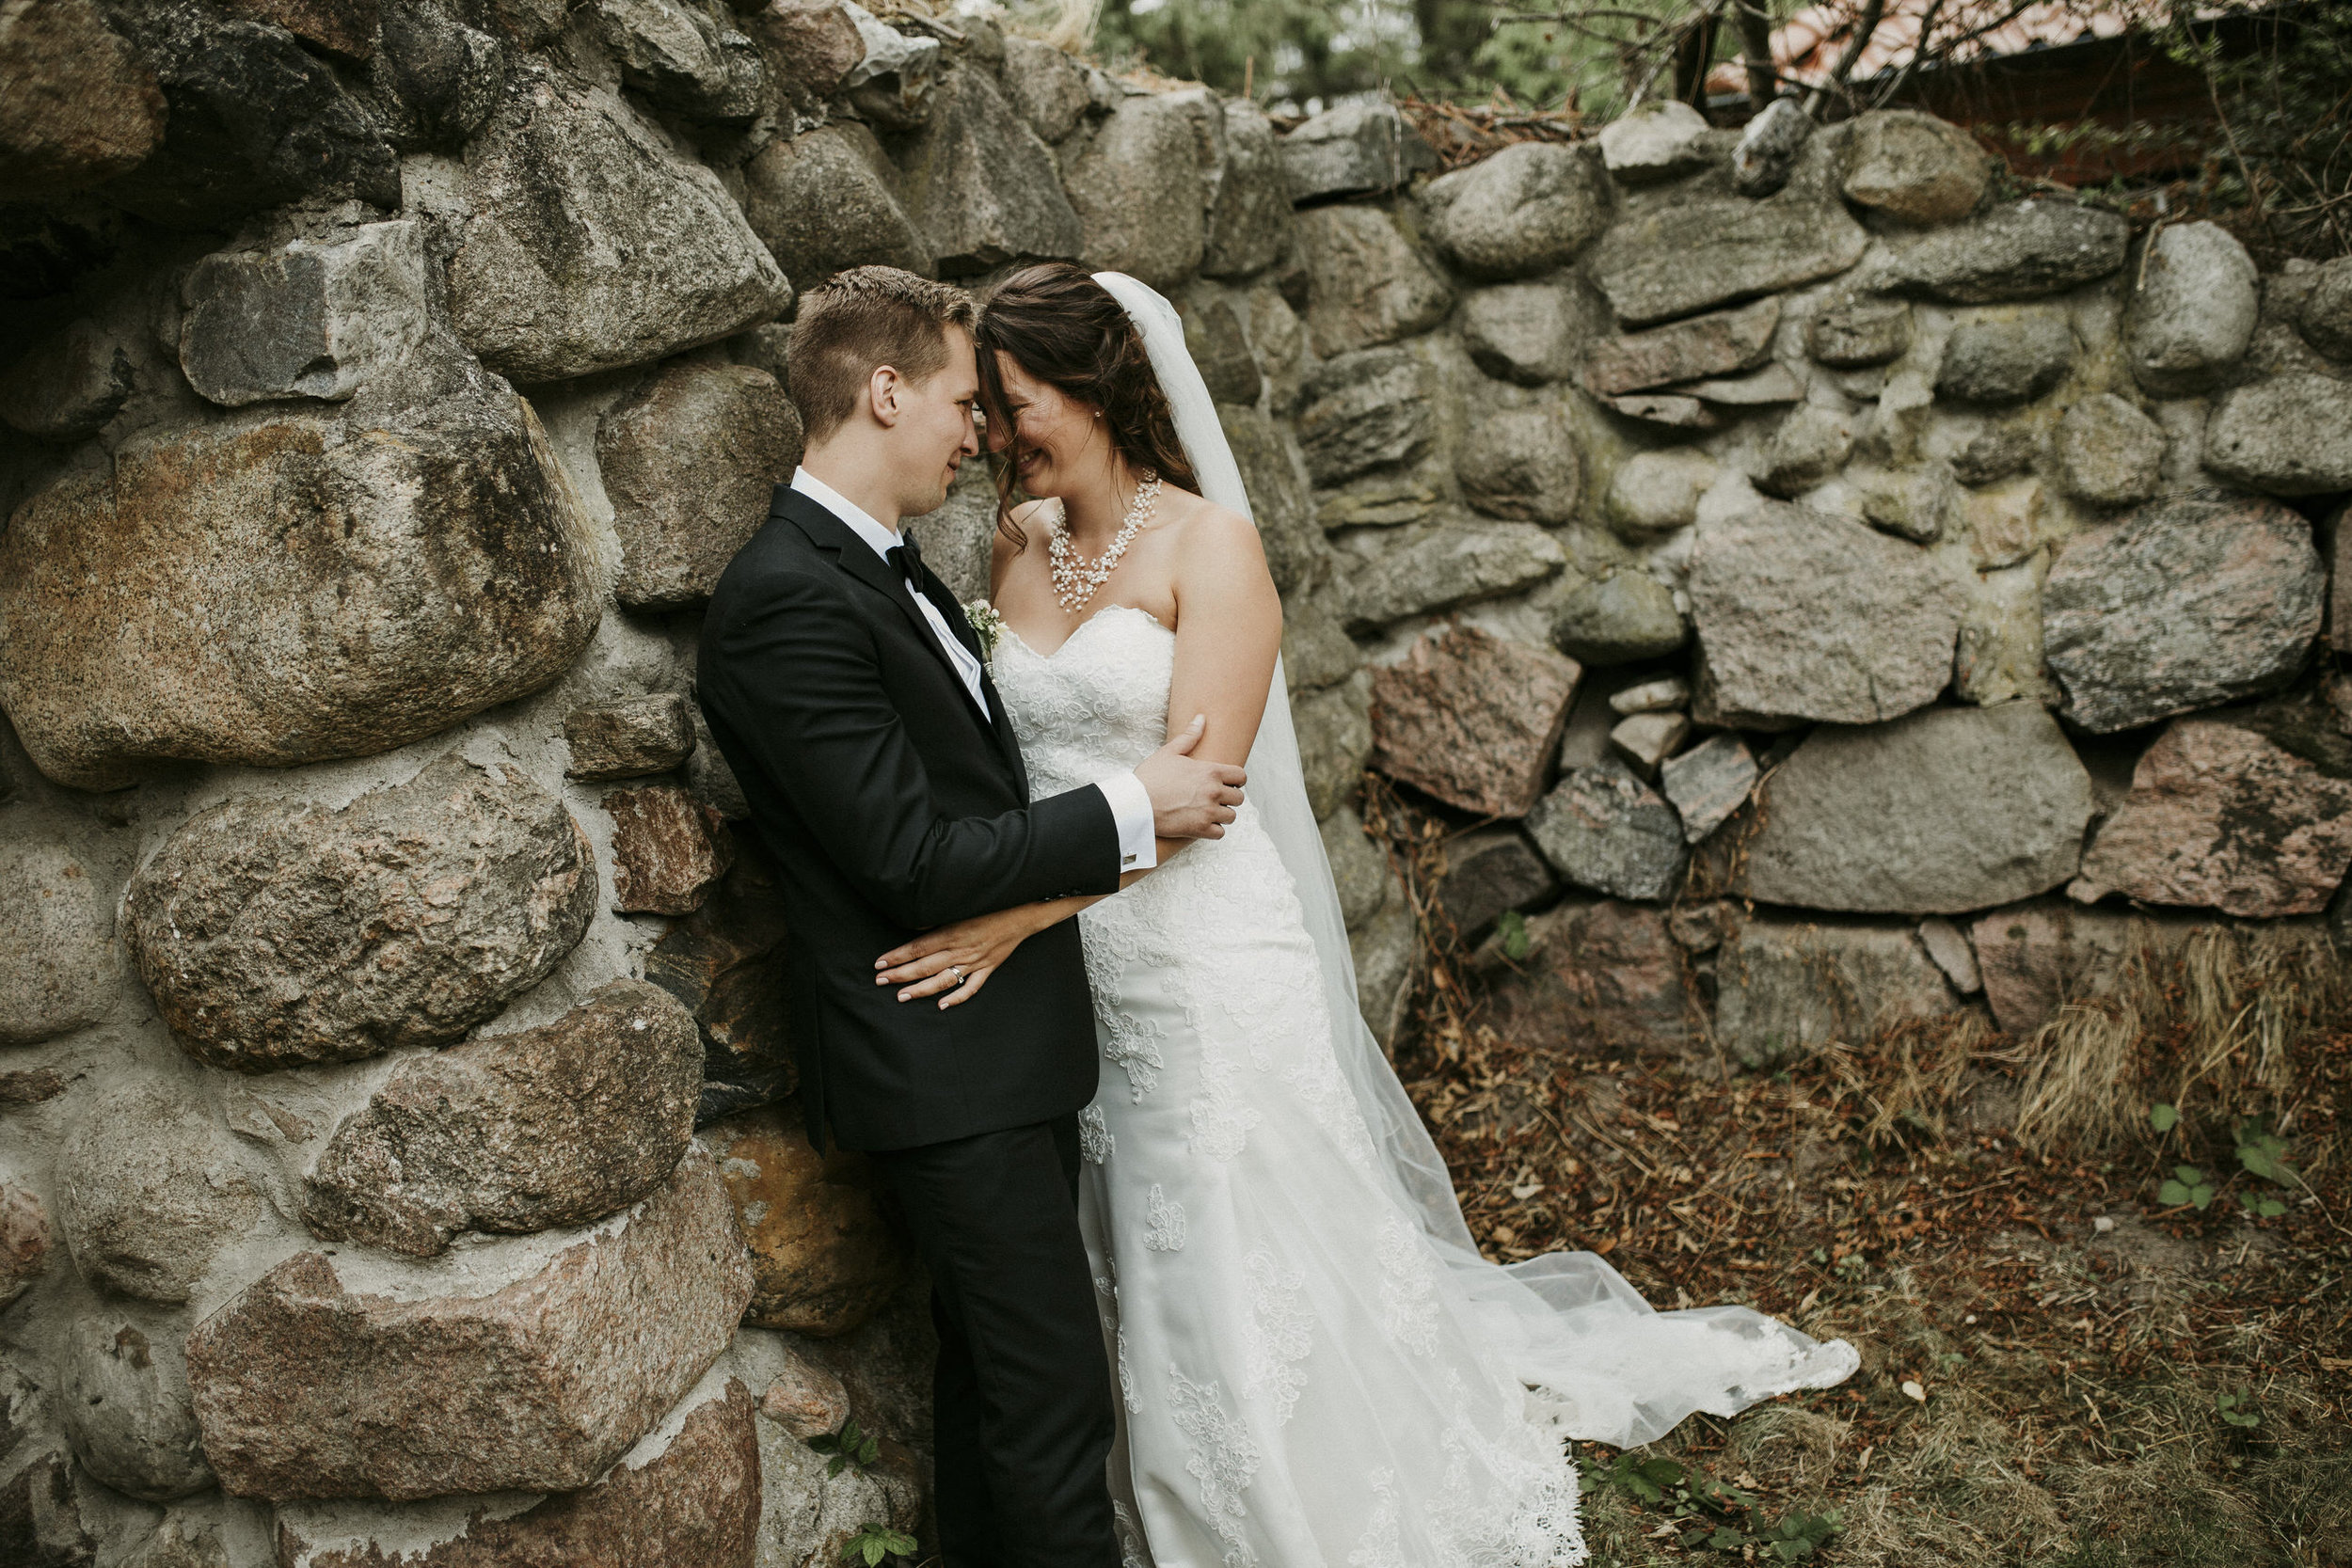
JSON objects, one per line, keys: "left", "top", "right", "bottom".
{"left": 992, "top": 604, "right": 1179, "bottom": 796}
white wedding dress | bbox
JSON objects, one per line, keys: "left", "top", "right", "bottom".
{"left": 982, "top": 275, "right": 1861, "bottom": 1568}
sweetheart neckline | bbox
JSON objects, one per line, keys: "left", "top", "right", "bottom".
{"left": 996, "top": 602, "right": 1171, "bottom": 662}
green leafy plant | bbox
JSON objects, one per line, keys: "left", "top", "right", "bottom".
{"left": 839, "top": 1523, "right": 919, "bottom": 1567}
{"left": 2148, "top": 1101, "right": 2180, "bottom": 1133}
{"left": 807, "top": 1418, "right": 881, "bottom": 1478}
{"left": 2159, "top": 1164, "right": 2216, "bottom": 1211}
{"left": 2234, "top": 1119, "right": 2297, "bottom": 1186}
{"left": 1497, "top": 909, "right": 1532, "bottom": 961}
{"left": 2215, "top": 1389, "right": 2262, "bottom": 1431}
{"left": 1579, "top": 1450, "right": 1843, "bottom": 1557}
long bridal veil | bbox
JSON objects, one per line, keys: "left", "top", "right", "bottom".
{"left": 1090, "top": 270, "right": 1859, "bottom": 1449}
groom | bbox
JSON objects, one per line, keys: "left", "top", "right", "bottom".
{"left": 697, "top": 266, "right": 1241, "bottom": 1568}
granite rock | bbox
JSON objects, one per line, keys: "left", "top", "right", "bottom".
{"left": 2054, "top": 393, "right": 2164, "bottom": 506}
{"left": 1371, "top": 626, "right": 1581, "bottom": 816}
{"left": 1807, "top": 296, "right": 1912, "bottom": 368}
{"left": 2075, "top": 718, "right": 2352, "bottom": 919}
{"left": 1295, "top": 205, "right": 1454, "bottom": 356}
{"left": 565, "top": 694, "right": 698, "bottom": 781}
{"left": 1460, "top": 283, "right": 1581, "bottom": 386}
{"left": 1752, "top": 404, "right": 1856, "bottom": 497}
{"left": 1218, "top": 403, "right": 1325, "bottom": 594}
{"left": 997, "top": 37, "right": 1089, "bottom": 145}
{"left": 741, "top": 120, "right": 931, "bottom": 283}
{"left": 607, "top": 784, "right": 736, "bottom": 916}
{"left": 1278, "top": 100, "right": 1435, "bottom": 203}
{"left": 586, "top": 0, "right": 766, "bottom": 121}
{"left": 2296, "top": 256, "right": 2352, "bottom": 360}
{"left": 1880, "top": 200, "right": 2127, "bottom": 302}
{"left": 703, "top": 1103, "right": 905, "bottom": 1337}
{"left": 449, "top": 70, "right": 788, "bottom": 382}
{"left": 303, "top": 981, "right": 702, "bottom": 1257}
{"left": 1935, "top": 311, "right": 2074, "bottom": 404}
{"left": 2202, "top": 373, "right": 2352, "bottom": 496}
{"left": 1586, "top": 194, "right": 1867, "bottom": 328}
{"left": 1659, "top": 732, "right": 1756, "bottom": 844}
{"left": 1597, "top": 101, "right": 1711, "bottom": 185}
{"left": 1849, "top": 460, "right": 1962, "bottom": 544}
{"left": 2041, "top": 495, "right": 2324, "bottom": 733}
{"left": 0, "top": 0, "right": 166, "bottom": 198}
{"left": 1457, "top": 402, "right": 1581, "bottom": 524}
{"left": 0, "top": 1448, "right": 99, "bottom": 1568}
{"left": 1065, "top": 90, "right": 1216, "bottom": 290}
{"left": 1603, "top": 450, "right": 1717, "bottom": 539}
{"left": 1202, "top": 101, "right": 1295, "bottom": 278}
{"left": 1549, "top": 567, "right": 1687, "bottom": 665}
{"left": 644, "top": 834, "right": 797, "bottom": 1124}
{"left": 0, "top": 317, "right": 135, "bottom": 441}
{"left": 2127, "top": 221, "right": 2258, "bottom": 394}
{"left": 0, "top": 1183, "right": 48, "bottom": 1309}
{"left": 1341, "top": 522, "right": 1565, "bottom": 633}
{"left": 368, "top": 0, "right": 509, "bottom": 151}
{"left": 0, "top": 387, "right": 600, "bottom": 792}
{"left": 1492, "top": 899, "right": 1694, "bottom": 1054}
{"left": 1526, "top": 757, "right": 1688, "bottom": 902}
{"left": 1295, "top": 347, "right": 1432, "bottom": 484}
{"left": 1966, "top": 900, "right": 2143, "bottom": 1036}
{"left": 1733, "top": 703, "right": 2094, "bottom": 914}
{"left": 125, "top": 753, "right": 597, "bottom": 1071}
{"left": 56, "top": 1082, "right": 262, "bottom": 1304}
{"left": 1434, "top": 829, "right": 1557, "bottom": 940}
{"left": 598, "top": 359, "right": 802, "bottom": 611}
{"left": 187, "top": 1148, "right": 752, "bottom": 1502}
{"left": 1421, "top": 140, "right": 1609, "bottom": 279}
{"left": 58, "top": 1313, "right": 213, "bottom": 1501}
{"left": 179, "top": 220, "right": 431, "bottom": 407}
{"left": 1714, "top": 916, "right": 1964, "bottom": 1063}
{"left": 1732, "top": 96, "right": 1813, "bottom": 198}
{"left": 1584, "top": 297, "right": 1779, "bottom": 397}
{"left": 1296, "top": 672, "right": 1375, "bottom": 820}
{"left": 1322, "top": 807, "right": 1397, "bottom": 931}
{"left": 1840, "top": 110, "right": 1988, "bottom": 225}
{"left": 1688, "top": 499, "right": 1963, "bottom": 724}
{"left": 0, "top": 843, "right": 119, "bottom": 1047}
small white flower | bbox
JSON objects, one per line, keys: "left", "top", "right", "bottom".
{"left": 961, "top": 598, "right": 1005, "bottom": 662}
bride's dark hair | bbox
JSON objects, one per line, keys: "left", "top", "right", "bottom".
{"left": 973, "top": 262, "right": 1200, "bottom": 548}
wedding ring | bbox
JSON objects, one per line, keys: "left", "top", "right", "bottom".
{"left": 948, "top": 965, "right": 964, "bottom": 983}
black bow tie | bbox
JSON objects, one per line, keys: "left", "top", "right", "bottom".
{"left": 886, "top": 534, "right": 930, "bottom": 599}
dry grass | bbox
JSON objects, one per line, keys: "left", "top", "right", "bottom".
{"left": 1365, "top": 785, "right": 2352, "bottom": 1567}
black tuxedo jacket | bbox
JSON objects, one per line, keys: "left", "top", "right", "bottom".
{"left": 696, "top": 484, "right": 1120, "bottom": 1151}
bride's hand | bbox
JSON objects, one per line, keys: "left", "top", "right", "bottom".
{"left": 875, "top": 903, "right": 1055, "bottom": 1009}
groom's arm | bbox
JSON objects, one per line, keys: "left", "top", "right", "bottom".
{"left": 702, "top": 567, "right": 1121, "bottom": 931}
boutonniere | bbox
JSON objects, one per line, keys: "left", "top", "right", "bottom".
{"left": 962, "top": 598, "right": 1005, "bottom": 663}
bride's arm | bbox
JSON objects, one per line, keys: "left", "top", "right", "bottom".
{"left": 883, "top": 504, "right": 1280, "bottom": 1008}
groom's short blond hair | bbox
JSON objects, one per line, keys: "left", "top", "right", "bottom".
{"left": 788, "top": 267, "right": 977, "bottom": 442}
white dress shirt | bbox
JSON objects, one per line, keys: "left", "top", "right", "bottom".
{"left": 791, "top": 468, "right": 1159, "bottom": 873}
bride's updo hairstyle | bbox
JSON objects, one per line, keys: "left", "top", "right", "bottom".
{"left": 974, "top": 261, "right": 1200, "bottom": 546}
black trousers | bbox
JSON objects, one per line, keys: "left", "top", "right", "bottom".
{"left": 868, "top": 1115, "right": 1120, "bottom": 1568}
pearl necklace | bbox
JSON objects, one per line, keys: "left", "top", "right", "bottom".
{"left": 1046, "top": 470, "right": 1161, "bottom": 612}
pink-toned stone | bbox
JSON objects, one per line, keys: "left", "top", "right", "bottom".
{"left": 757, "top": 1353, "right": 851, "bottom": 1439}
{"left": 1966, "top": 900, "right": 2143, "bottom": 1037}
{"left": 1583, "top": 297, "right": 1781, "bottom": 397}
{"left": 2076, "top": 719, "right": 2352, "bottom": 918}
{"left": 187, "top": 1148, "right": 754, "bottom": 1503}
{"left": 0, "top": 1182, "right": 48, "bottom": 1309}
{"left": 1490, "top": 900, "right": 1695, "bottom": 1055}
{"left": 701, "top": 1103, "right": 907, "bottom": 1338}
{"left": 1370, "top": 626, "right": 1581, "bottom": 817}
{"left": 608, "top": 784, "right": 735, "bottom": 916}
{"left": 272, "top": 1377, "right": 762, "bottom": 1568}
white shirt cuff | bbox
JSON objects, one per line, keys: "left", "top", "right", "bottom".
{"left": 1093, "top": 772, "right": 1158, "bottom": 873}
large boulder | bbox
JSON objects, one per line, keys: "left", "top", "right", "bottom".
{"left": 1340, "top": 521, "right": 1565, "bottom": 633}
{"left": 1456, "top": 402, "right": 1581, "bottom": 523}
{"left": 896, "top": 64, "right": 1083, "bottom": 275}
{"left": 2054, "top": 393, "right": 2164, "bottom": 505}
{"left": 1584, "top": 297, "right": 1779, "bottom": 397}
{"left": 178, "top": 220, "right": 432, "bottom": 407}
{"left": 1525, "top": 757, "right": 1688, "bottom": 902}
{"left": 586, "top": 0, "right": 766, "bottom": 120}
{"left": 741, "top": 120, "right": 931, "bottom": 282}
{"left": 1733, "top": 704, "right": 2094, "bottom": 915}
{"left": 2075, "top": 717, "right": 2352, "bottom": 919}
{"left": 1877, "top": 200, "right": 2128, "bottom": 303}
{"left": 1295, "top": 347, "right": 1432, "bottom": 484}
{"left": 996, "top": 36, "right": 1089, "bottom": 144}
{"left": 2202, "top": 373, "right": 2352, "bottom": 496}
{"left": 302, "top": 982, "right": 703, "bottom": 1258}
{"left": 2126, "top": 221, "right": 2258, "bottom": 394}
{"left": 368, "top": 0, "right": 510, "bottom": 151}
{"left": 2041, "top": 495, "right": 2324, "bottom": 733}
{"left": 1687, "top": 500, "right": 1964, "bottom": 724}
{"left": 448, "top": 70, "right": 788, "bottom": 382}
{"left": 0, "top": 388, "right": 600, "bottom": 792}
{"left": 272, "top": 1373, "right": 761, "bottom": 1568}
{"left": 0, "top": 843, "right": 119, "bottom": 1047}
{"left": 58, "top": 1312, "right": 212, "bottom": 1502}
{"left": 1489, "top": 899, "right": 1695, "bottom": 1055}
{"left": 1065, "top": 91, "right": 1217, "bottom": 290}
{"left": 1585, "top": 193, "right": 1867, "bottom": 328}
{"left": 125, "top": 753, "right": 598, "bottom": 1072}
{"left": 1421, "top": 140, "right": 1609, "bottom": 280}
{"left": 1295, "top": 205, "right": 1453, "bottom": 357}
{"left": 1934, "top": 311, "right": 2074, "bottom": 404}
{"left": 1278, "top": 100, "right": 1435, "bottom": 203}
{"left": 1460, "top": 282, "right": 1581, "bottom": 386}
{"left": 0, "top": 0, "right": 165, "bottom": 198}
{"left": 1967, "top": 899, "right": 2145, "bottom": 1037}
{"left": 98, "top": 16, "right": 399, "bottom": 228}
{"left": 1839, "top": 110, "right": 1988, "bottom": 225}
{"left": 1713, "top": 916, "right": 1964, "bottom": 1063}
{"left": 702, "top": 1104, "right": 906, "bottom": 1338}
{"left": 187, "top": 1148, "right": 753, "bottom": 1502}
{"left": 597, "top": 359, "right": 801, "bottom": 610}
{"left": 1202, "top": 100, "right": 1294, "bottom": 278}
{"left": 1369, "top": 626, "right": 1581, "bottom": 817}
{"left": 56, "top": 1082, "right": 263, "bottom": 1304}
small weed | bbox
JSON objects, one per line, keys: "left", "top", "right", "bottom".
{"left": 2215, "top": 1389, "right": 2262, "bottom": 1431}
{"left": 838, "top": 1523, "right": 918, "bottom": 1566}
{"left": 807, "top": 1417, "right": 881, "bottom": 1477}
{"left": 1579, "top": 1450, "right": 1843, "bottom": 1560}
{"left": 1497, "top": 909, "right": 1531, "bottom": 961}
{"left": 2160, "top": 1164, "right": 2217, "bottom": 1210}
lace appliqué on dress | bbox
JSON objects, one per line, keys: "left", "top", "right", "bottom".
{"left": 1080, "top": 1103, "right": 1115, "bottom": 1164}
{"left": 1348, "top": 1469, "right": 1406, "bottom": 1568}
{"left": 1168, "top": 1365, "right": 1262, "bottom": 1568}
{"left": 1239, "top": 1249, "right": 1313, "bottom": 1426}
{"left": 1145, "top": 1184, "right": 1186, "bottom": 1251}
{"left": 1376, "top": 1213, "right": 1442, "bottom": 1357}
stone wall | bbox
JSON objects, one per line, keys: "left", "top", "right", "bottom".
{"left": 1, "top": 3, "right": 2349, "bottom": 1563}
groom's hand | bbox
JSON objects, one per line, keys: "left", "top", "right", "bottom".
{"left": 1136, "top": 714, "right": 1246, "bottom": 840}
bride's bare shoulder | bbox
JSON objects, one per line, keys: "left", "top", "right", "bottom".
{"left": 1157, "top": 484, "right": 1263, "bottom": 562}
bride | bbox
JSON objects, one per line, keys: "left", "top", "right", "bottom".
{"left": 873, "top": 262, "right": 1857, "bottom": 1567}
